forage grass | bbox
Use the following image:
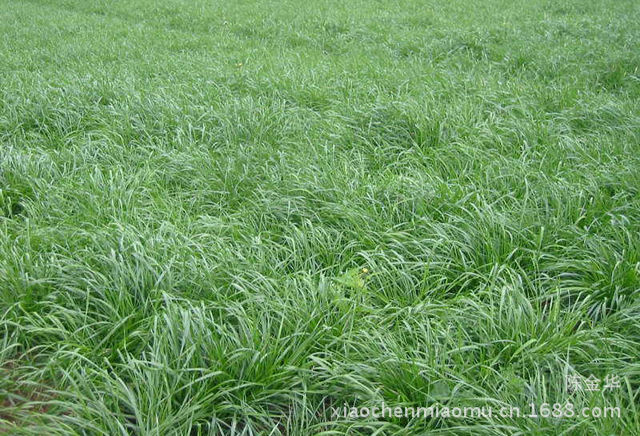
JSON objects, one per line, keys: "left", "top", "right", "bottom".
{"left": 1, "top": 0, "right": 639, "bottom": 434}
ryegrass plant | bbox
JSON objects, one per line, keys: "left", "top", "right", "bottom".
{"left": 1, "top": 0, "right": 639, "bottom": 434}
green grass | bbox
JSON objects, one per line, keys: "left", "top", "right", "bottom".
{"left": 1, "top": 0, "right": 640, "bottom": 434}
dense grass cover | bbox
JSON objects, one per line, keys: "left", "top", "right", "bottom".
{"left": 1, "top": 0, "right": 639, "bottom": 434}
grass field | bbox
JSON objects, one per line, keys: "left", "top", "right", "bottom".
{"left": 1, "top": 0, "right": 640, "bottom": 434}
